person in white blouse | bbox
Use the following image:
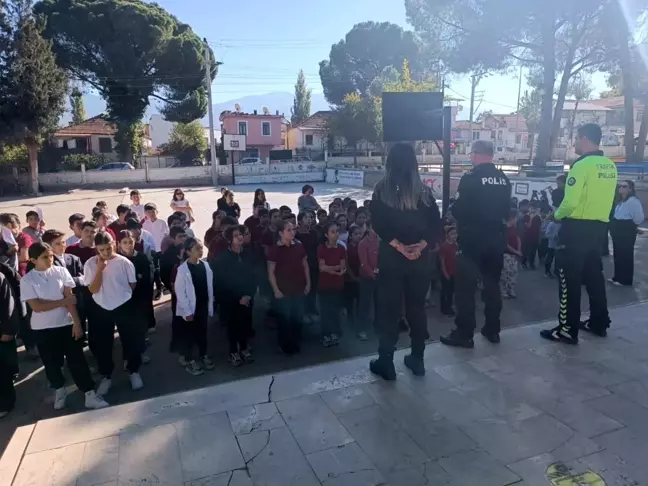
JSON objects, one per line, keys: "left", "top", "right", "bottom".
{"left": 170, "top": 188, "right": 194, "bottom": 223}
{"left": 609, "top": 180, "right": 645, "bottom": 286}
{"left": 84, "top": 231, "right": 144, "bottom": 396}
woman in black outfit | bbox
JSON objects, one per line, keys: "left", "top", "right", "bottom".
{"left": 222, "top": 190, "right": 241, "bottom": 220}
{"left": 370, "top": 143, "right": 441, "bottom": 381}
{"left": 609, "top": 180, "right": 644, "bottom": 286}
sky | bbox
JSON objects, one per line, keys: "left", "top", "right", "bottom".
{"left": 153, "top": 0, "right": 609, "bottom": 119}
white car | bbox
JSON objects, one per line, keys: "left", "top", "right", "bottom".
{"left": 236, "top": 157, "right": 264, "bottom": 165}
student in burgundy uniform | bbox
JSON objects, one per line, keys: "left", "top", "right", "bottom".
{"left": 317, "top": 222, "right": 346, "bottom": 347}
{"left": 296, "top": 211, "right": 319, "bottom": 319}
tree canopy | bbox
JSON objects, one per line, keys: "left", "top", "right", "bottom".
{"left": 0, "top": 0, "right": 68, "bottom": 193}
{"left": 319, "top": 21, "right": 422, "bottom": 106}
{"left": 70, "top": 86, "right": 86, "bottom": 125}
{"left": 291, "top": 69, "right": 311, "bottom": 126}
{"left": 35, "top": 0, "right": 217, "bottom": 161}
{"left": 163, "top": 121, "right": 207, "bottom": 164}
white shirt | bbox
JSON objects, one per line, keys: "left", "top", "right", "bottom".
{"left": 130, "top": 204, "right": 146, "bottom": 220}
{"left": 142, "top": 218, "right": 169, "bottom": 252}
{"left": 139, "top": 229, "right": 156, "bottom": 255}
{"left": 20, "top": 266, "right": 76, "bottom": 330}
{"left": 66, "top": 235, "right": 81, "bottom": 246}
{"left": 171, "top": 199, "right": 190, "bottom": 209}
{"left": 174, "top": 260, "right": 214, "bottom": 318}
{"left": 84, "top": 254, "right": 136, "bottom": 310}
{"left": 0, "top": 225, "right": 16, "bottom": 247}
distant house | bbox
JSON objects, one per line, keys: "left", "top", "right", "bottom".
{"left": 149, "top": 114, "right": 221, "bottom": 151}
{"left": 287, "top": 111, "right": 333, "bottom": 151}
{"left": 219, "top": 109, "right": 288, "bottom": 162}
{"left": 479, "top": 113, "right": 530, "bottom": 153}
{"left": 53, "top": 115, "right": 152, "bottom": 160}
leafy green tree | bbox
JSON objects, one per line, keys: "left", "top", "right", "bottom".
{"left": 35, "top": 0, "right": 217, "bottom": 162}
{"left": 291, "top": 69, "right": 311, "bottom": 125}
{"left": 328, "top": 93, "right": 374, "bottom": 167}
{"left": 518, "top": 89, "right": 541, "bottom": 162}
{"left": 69, "top": 86, "right": 86, "bottom": 125}
{"left": 319, "top": 21, "right": 422, "bottom": 106}
{"left": 163, "top": 121, "right": 207, "bottom": 164}
{"left": 565, "top": 74, "right": 594, "bottom": 145}
{"left": 0, "top": 0, "right": 68, "bottom": 193}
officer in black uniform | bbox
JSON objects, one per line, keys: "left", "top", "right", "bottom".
{"left": 440, "top": 140, "right": 511, "bottom": 348}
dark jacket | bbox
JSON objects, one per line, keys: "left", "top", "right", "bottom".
{"left": 453, "top": 163, "right": 511, "bottom": 256}
{"left": 127, "top": 252, "right": 154, "bottom": 301}
{"left": 212, "top": 248, "right": 257, "bottom": 301}
{"left": 160, "top": 244, "right": 183, "bottom": 290}
{"left": 0, "top": 272, "right": 17, "bottom": 336}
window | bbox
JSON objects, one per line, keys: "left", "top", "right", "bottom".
{"left": 305, "top": 134, "right": 314, "bottom": 146}
{"left": 638, "top": 111, "right": 644, "bottom": 122}
{"left": 238, "top": 121, "right": 247, "bottom": 136}
{"left": 490, "top": 130, "right": 496, "bottom": 139}
{"left": 472, "top": 131, "right": 480, "bottom": 141}
{"left": 98, "top": 137, "right": 112, "bottom": 153}
{"left": 515, "top": 134, "right": 521, "bottom": 144}
{"left": 262, "top": 121, "right": 271, "bottom": 136}
{"left": 497, "top": 130, "right": 503, "bottom": 140}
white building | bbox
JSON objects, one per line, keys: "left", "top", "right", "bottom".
{"left": 478, "top": 113, "right": 530, "bottom": 153}
{"left": 287, "top": 111, "right": 332, "bottom": 151}
{"left": 149, "top": 114, "right": 221, "bottom": 150}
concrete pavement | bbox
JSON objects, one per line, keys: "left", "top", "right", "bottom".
{"left": 2, "top": 301, "right": 648, "bottom": 485}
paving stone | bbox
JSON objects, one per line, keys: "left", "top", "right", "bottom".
{"left": 586, "top": 394, "right": 648, "bottom": 433}
{"left": 422, "top": 387, "right": 494, "bottom": 423}
{"left": 608, "top": 380, "right": 648, "bottom": 409}
{"left": 383, "top": 461, "right": 452, "bottom": 486}
{"left": 306, "top": 442, "right": 384, "bottom": 485}
{"left": 363, "top": 380, "right": 444, "bottom": 424}
{"left": 174, "top": 412, "right": 245, "bottom": 481}
{"left": 12, "top": 442, "right": 85, "bottom": 486}
{"left": 432, "top": 362, "right": 495, "bottom": 391}
{"left": 466, "top": 385, "right": 542, "bottom": 422}
{"left": 507, "top": 453, "right": 566, "bottom": 486}
{"left": 436, "top": 450, "right": 520, "bottom": 486}
{"left": 534, "top": 397, "right": 625, "bottom": 438}
{"left": 77, "top": 436, "right": 119, "bottom": 486}
{"left": 593, "top": 427, "right": 648, "bottom": 477}
{"left": 460, "top": 414, "right": 575, "bottom": 464}
{"left": 338, "top": 406, "right": 428, "bottom": 475}
{"left": 118, "top": 423, "right": 183, "bottom": 486}
{"left": 186, "top": 470, "right": 253, "bottom": 486}
{"left": 396, "top": 418, "right": 477, "bottom": 461}
{"left": 319, "top": 385, "right": 376, "bottom": 414}
{"left": 236, "top": 427, "right": 320, "bottom": 486}
{"left": 227, "top": 402, "right": 285, "bottom": 435}
{"left": 276, "top": 394, "right": 354, "bottom": 454}
{"left": 572, "top": 450, "right": 646, "bottom": 486}
{"left": 0, "top": 424, "right": 34, "bottom": 486}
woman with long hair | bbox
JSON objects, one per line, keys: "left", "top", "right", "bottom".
{"left": 253, "top": 188, "right": 270, "bottom": 210}
{"left": 369, "top": 143, "right": 441, "bottom": 381}
{"left": 170, "top": 188, "right": 195, "bottom": 223}
{"left": 609, "top": 180, "right": 644, "bottom": 286}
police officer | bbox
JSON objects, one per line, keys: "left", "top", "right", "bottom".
{"left": 441, "top": 140, "right": 511, "bottom": 348}
{"left": 540, "top": 123, "right": 617, "bottom": 344}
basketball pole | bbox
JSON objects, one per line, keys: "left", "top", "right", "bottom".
{"left": 204, "top": 39, "right": 219, "bottom": 186}
{"left": 442, "top": 106, "right": 452, "bottom": 215}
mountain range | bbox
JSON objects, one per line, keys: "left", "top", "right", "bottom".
{"left": 60, "top": 91, "right": 330, "bottom": 126}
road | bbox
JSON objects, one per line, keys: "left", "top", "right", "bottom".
{"left": 1, "top": 182, "right": 647, "bottom": 455}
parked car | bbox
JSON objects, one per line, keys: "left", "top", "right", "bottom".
{"left": 294, "top": 155, "right": 312, "bottom": 162}
{"left": 97, "top": 162, "right": 135, "bottom": 171}
{"left": 171, "top": 160, "right": 204, "bottom": 168}
{"left": 236, "top": 157, "right": 265, "bottom": 165}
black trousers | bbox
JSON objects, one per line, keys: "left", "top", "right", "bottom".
{"left": 306, "top": 265, "right": 319, "bottom": 315}
{"left": 454, "top": 249, "right": 503, "bottom": 338}
{"left": 19, "top": 307, "right": 36, "bottom": 350}
{"left": 0, "top": 339, "right": 18, "bottom": 412}
{"left": 222, "top": 299, "right": 252, "bottom": 354}
{"left": 545, "top": 248, "right": 556, "bottom": 273}
{"left": 440, "top": 275, "right": 454, "bottom": 313}
{"left": 319, "top": 291, "right": 342, "bottom": 337}
{"left": 611, "top": 219, "right": 638, "bottom": 286}
{"left": 556, "top": 220, "right": 610, "bottom": 336}
{"left": 375, "top": 264, "right": 429, "bottom": 359}
{"left": 343, "top": 281, "right": 359, "bottom": 329}
{"left": 88, "top": 299, "right": 143, "bottom": 377}
{"left": 522, "top": 238, "right": 539, "bottom": 267}
{"left": 275, "top": 295, "right": 304, "bottom": 353}
{"left": 152, "top": 252, "right": 163, "bottom": 292}
{"left": 358, "top": 278, "right": 377, "bottom": 332}
{"left": 538, "top": 238, "right": 549, "bottom": 260}
{"left": 183, "top": 310, "right": 208, "bottom": 360}
{"left": 35, "top": 325, "right": 94, "bottom": 392}
{"left": 170, "top": 293, "right": 183, "bottom": 353}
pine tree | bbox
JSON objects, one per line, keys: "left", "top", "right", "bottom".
{"left": 0, "top": 0, "right": 68, "bottom": 194}
{"left": 291, "top": 69, "right": 311, "bottom": 125}
{"left": 70, "top": 86, "right": 87, "bottom": 125}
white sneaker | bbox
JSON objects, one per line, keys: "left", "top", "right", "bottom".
{"left": 54, "top": 387, "right": 67, "bottom": 410}
{"left": 84, "top": 390, "right": 109, "bottom": 410}
{"left": 130, "top": 372, "right": 144, "bottom": 391}
{"left": 96, "top": 378, "right": 112, "bottom": 396}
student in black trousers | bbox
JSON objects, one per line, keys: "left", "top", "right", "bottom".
{"left": 369, "top": 144, "right": 441, "bottom": 380}
{"left": 609, "top": 180, "right": 645, "bottom": 286}
{"left": 0, "top": 271, "right": 18, "bottom": 418}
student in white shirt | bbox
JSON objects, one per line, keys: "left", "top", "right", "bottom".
{"left": 20, "top": 242, "right": 108, "bottom": 411}
{"left": 85, "top": 231, "right": 143, "bottom": 395}
{"left": 129, "top": 190, "right": 146, "bottom": 220}
{"left": 142, "top": 204, "right": 168, "bottom": 300}
{"left": 170, "top": 188, "right": 195, "bottom": 222}
{"left": 66, "top": 213, "right": 85, "bottom": 246}
{"left": 175, "top": 237, "right": 214, "bottom": 376}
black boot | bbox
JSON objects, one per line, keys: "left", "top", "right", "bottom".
{"left": 579, "top": 319, "right": 608, "bottom": 338}
{"left": 440, "top": 330, "right": 475, "bottom": 349}
{"left": 404, "top": 354, "right": 425, "bottom": 376}
{"left": 370, "top": 357, "right": 396, "bottom": 381}
{"left": 480, "top": 328, "right": 500, "bottom": 344}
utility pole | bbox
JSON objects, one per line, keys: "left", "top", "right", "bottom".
{"left": 515, "top": 65, "right": 523, "bottom": 133}
{"left": 469, "top": 74, "right": 477, "bottom": 143}
{"left": 204, "top": 39, "right": 220, "bottom": 186}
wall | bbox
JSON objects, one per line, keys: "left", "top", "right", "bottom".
{"left": 288, "top": 128, "right": 327, "bottom": 150}
{"left": 221, "top": 115, "right": 284, "bottom": 146}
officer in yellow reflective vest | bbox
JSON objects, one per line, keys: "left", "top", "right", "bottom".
{"left": 540, "top": 124, "right": 617, "bottom": 345}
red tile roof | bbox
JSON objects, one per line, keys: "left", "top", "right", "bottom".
{"left": 488, "top": 114, "right": 528, "bottom": 132}
{"left": 55, "top": 115, "right": 117, "bottom": 138}
{"left": 299, "top": 111, "right": 334, "bottom": 129}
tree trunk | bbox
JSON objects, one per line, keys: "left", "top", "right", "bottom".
{"left": 528, "top": 132, "right": 535, "bottom": 163}
{"left": 635, "top": 98, "right": 648, "bottom": 161}
{"left": 616, "top": 3, "right": 635, "bottom": 162}
{"left": 568, "top": 100, "right": 580, "bottom": 147}
{"left": 535, "top": 17, "right": 557, "bottom": 167}
{"left": 26, "top": 139, "right": 39, "bottom": 195}
{"left": 353, "top": 142, "right": 358, "bottom": 168}
{"left": 551, "top": 45, "right": 577, "bottom": 149}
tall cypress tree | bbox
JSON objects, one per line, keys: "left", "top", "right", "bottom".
{"left": 291, "top": 69, "right": 312, "bottom": 126}
{"left": 0, "top": 0, "right": 68, "bottom": 194}
{"left": 70, "top": 86, "right": 87, "bottom": 125}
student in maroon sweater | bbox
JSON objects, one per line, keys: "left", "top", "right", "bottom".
{"left": 317, "top": 222, "right": 346, "bottom": 347}
{"left": 296, "top": 211, "right": 319, "bottom": 319}
{"left": 344, "top": 225, "right": 363, "bottom": 335}
{"left": 522, "top": 201, "right": 542, "bottom": 269}
{"left": 66, "top": 221, "right": 98, "bottom": 264}
{"left": 267, "top": 220, "right": 310, "bottom": 355}
{"left": 358, "top": 222, "right": 378, "bottom": 339}
{"left": 439, "top": 226, "right": 458, "bottom": 316}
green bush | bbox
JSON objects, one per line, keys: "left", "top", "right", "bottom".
{"left": 60, "top": 153, "right": 104, "bottom": 171}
